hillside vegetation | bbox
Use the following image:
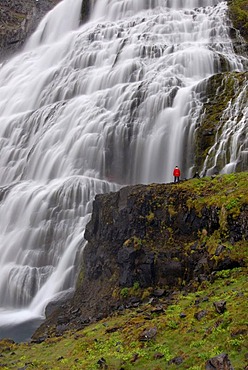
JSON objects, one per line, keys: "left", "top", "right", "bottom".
{"left": 0, "top": 266, "right": 247, "bottom": 369}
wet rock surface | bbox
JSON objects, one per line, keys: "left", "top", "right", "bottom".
{"left": 0, "top": 0, "right": 60, "bottom": 60}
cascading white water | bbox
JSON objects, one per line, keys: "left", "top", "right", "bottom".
{"left": 0, "top": 0, "right": 247, "bottom": 340}
{"left": 25, "top": 0, "right": 83, "bottom": 49}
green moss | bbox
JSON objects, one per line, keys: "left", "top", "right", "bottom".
{"left": 184, "top": 172, "right": 248, "bottom": 217}
{"left": 168, "top": 204, "right": 177, "bottom": 217}
{"left": 76, "top": 265, "right": 85, "bottom": 288}
{"left": 219, "top": 205, "right": 229, "bottom": 238}
{"left": 120, "top": 287, "right": 129, "bottom": 298}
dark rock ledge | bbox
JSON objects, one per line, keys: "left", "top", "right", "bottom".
{"left": 32, "top": 180, "right": 247, "bottom": 340}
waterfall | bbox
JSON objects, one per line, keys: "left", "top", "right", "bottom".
{"left": 25, "top": 0, "right": 83, "bottom": 49}
{"left": 0, "top": 0, "right": 246, "bottom": 340}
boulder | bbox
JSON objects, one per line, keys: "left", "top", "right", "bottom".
{"left": 213, "top": 301, "right": 227, "bottom": 314}
{"left": 205, "top": 353, "right": 234, "bottom": 370}
{"left": 139, "top": 327, "right": 157, "bottom": 341}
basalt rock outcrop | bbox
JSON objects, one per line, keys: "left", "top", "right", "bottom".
{"left": 0, "top": 0, "right": 61, "bottom": 60}
{"left": 32, "top": 174, "right": 248, "bottom": 340}
{"left": 0, "top": 0, "right": 93, "bottom": 60}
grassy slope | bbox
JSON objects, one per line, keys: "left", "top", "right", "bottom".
{"left": 0, "top": 172, "right": 247, "bottom": 370}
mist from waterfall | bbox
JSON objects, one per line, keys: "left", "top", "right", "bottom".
{"left": 0, "top": 0, "right": 246, "bottom": 340}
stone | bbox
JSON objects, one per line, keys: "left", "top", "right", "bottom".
{"left": 168, "top": 356, "right": 184, "bottom": 365}
{"left": 31, "top": 336, "right": 47, "bottom": 344}
{"left": 216, "top": 257, "right": 242, "bottom": 271}
{"left": 154, "top": 352, "right": 164, "bottom": 359}
{"left": 117, "top": 246, "right": 155, "bottom": 287}
{"left": 194, "top": 310, "right": 208, "bottom": 321}
{"left": 151, "top": 306, "right": 164, "bottom": 314}
{"left": 57, "top": 315, "right": 69, "bottom": 325}
{"left": 205, "top": 353, "right": 234, "bottom": 370}
{"left": 139, "top": 327, "right": 157, "bottom": 341}
{"left": 97, "top": 357, "right": 108, "bottom": 369}
{"left": 215, "top": 245, "right": 225, "bottom": 256}
{"left": 213, "top": 301, "right": 226, "bottom": 314}
{"left": 152, "top": 288, "right": 165, "bottom": 297}
{"left": 55, "top": 324, "right": 68, "bottom": 336}
{"left": 105, "top": 326, "right": 120, "bottom": 334}
{"left": 71, "top": 308, "right": 81, "bottom": 316}
{"left": 130, "top": 353, "right": 139, "bottom": 363}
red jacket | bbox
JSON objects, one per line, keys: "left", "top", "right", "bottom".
{"left": 173, "top": 167, "right": 181, "bottom": 177}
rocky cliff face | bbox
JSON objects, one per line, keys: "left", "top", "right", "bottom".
{"left": 0, "top": 0, "right": 93, "bottom": 61}
{"left": 33, "top": 173, "right": 248, "bottom": 340}
{"left": 0, "top": 0, "right": 61, "bottom": 60}
{"left": 195, "top": 71, "right": 248, "bottom": 173}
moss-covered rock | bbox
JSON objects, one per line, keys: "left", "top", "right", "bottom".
{"left": 194, "top": 72, "right": 248, "bottom": 172}
{"left": 229, "top": 0, "right": 248, "bottom": 41}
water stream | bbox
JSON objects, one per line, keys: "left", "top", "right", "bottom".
{"left": 0, "top": 0, "right": 246, "bottom": 341}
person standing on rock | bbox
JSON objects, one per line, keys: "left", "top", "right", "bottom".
{"left": 173, "top": 166, "right": 181, "bottom": 183}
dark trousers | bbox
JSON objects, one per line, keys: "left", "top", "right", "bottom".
{"left": 174, "top": 176, "right": 180, "bottom": 183}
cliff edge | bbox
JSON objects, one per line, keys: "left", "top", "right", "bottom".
{"left": 33, "top": 172, "right": 248, "bottom": 340}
